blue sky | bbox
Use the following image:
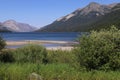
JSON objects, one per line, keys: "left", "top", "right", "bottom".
{"left": 0, "top": 0, "right": 119, "bottom": 28}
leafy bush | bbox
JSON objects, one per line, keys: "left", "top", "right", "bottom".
{"left": 0, "top": 36, "right": 6, "bottom": 51}
{"left": 0, "top": 50, "right": 15, "bottom": 63}
{"left": 13, "top": 44, "right": 48, "bottom": 63}
{"left": 0, "top": 36, "right": 10, "bottom": 63}
{"left": 74, "top": 26, "right": 120, "bottom": 71}
{"left": 47, "top": 50, "right": 78, "bottom": 65}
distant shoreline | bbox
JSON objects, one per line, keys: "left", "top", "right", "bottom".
{"left": 6, "top": 40, "right": 78, "bottom": 50}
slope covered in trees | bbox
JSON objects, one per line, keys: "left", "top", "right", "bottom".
{"left": 38, "top": 3, "right": 120, "bottom": 32}
{"left": 89, "top": 3, "right": 120, "bottom": 30}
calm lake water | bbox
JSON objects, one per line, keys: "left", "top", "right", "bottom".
{"left": 1, "top": 32, "right": 81, "bottom": 41}
{"left": 0, "top": 32, "right": 81, "bottom": 48}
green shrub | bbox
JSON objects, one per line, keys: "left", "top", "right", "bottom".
{"left": 0, "top": 50, "right": 15, "bottom": 63}
{"left": 0, "top": 36, "right": 6, "bottom": 51}
{"left": 47, "top": 50, "right": 78, "bottom": 65}
{"left": 74, "top": 26, "right": 120, "bottom": 71}
{"left": 13, "top": 44, "right": 48, "bottom": 64}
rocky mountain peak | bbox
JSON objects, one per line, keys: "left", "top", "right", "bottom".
{"left": 3, "top": 19, "right": 16, "bottom": 24}
{"left": 108, "top": 3, "right": 118, "bottom": 8}
{"left": 56, "top": 8, "right": 83, "bottom": 22}
{"left": 56, "top": 2, "right": 110, "bottom": 22}
{"left": 80, "top": 2, "right": 109, "bottom": 16}
{"left": 1, "top": 19, "right": 36, "bottom": 32}
{"left": 87, "top": 2, "right": 101, "bottom": 8}
{"left": 38, "top": 2, "right": 120, "bottom": 32}
{"left": 3, "top": 20, "right": 19, "bottom": 31}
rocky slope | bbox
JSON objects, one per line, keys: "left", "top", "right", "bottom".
{"left": 88, "top": 3, "right": 120, "bottom": 30}
{"left": 38, "top": 2, "right": 119, "bottom": 32}
{"left": 0, "top": 20, "right": 36, "bottom": 32}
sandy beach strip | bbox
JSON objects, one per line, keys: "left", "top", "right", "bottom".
{"left": 46, "top": 46, "right": 73, "bottom": 51}
{"left": 6, "top": 40, "right": 78, "bottom": 46}
{"left": 6, "top": 40, "right": 78, "bottom": 50}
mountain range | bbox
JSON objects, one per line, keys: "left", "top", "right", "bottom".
{"left": 38, "top": 2, "right": 120, "bottom": 32}
{"left": 0, "top": 20, "right": 36, "bottom": 32}
{"left": 0, "top": 2, "right": 120, "bottom": 32}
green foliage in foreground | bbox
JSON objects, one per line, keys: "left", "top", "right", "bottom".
{"left": 0, "top": 36, "right": 8, "bottom": 62}
{"left": 0, "top": 50, "right": 15, "bottom": 63}
{"left": 13, "top": 44, "right": 48, "bottom": 63}
{"left": 0, "top": 36, "right": 6, "bottom": 51}
{"left": 47, "top": 50, "right": 77, "bottom": 64}
{"left": 0, "top": 63, "right": 120, "bottom": 80}
{"left": 75, "top": 26, "right": 120, "bottom": 71}
{"left": 0, "top": 26, "right": 120, "bottom": 80}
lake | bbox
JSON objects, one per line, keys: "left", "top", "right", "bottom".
{"left": 0, "top": 32, "right": 81, "bottom": 48}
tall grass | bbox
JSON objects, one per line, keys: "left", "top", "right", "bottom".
{"left": 0, "top": 63, "right": 79, "bottom": 80}
{"left": 0, "top": 63, "right": 120, "bottom": 80}
{"left": 0, "top": 26, "right": 120, "bottom": 80}
{"left": 12, "top": 44, "right": 48, "bottom": 63}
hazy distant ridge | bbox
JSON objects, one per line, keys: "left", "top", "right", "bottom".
{"left": 0, "top": 20, "right": 36, "bottom": 32}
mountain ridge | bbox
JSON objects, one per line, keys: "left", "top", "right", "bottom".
{"left": 38, "top": 2, "right": 119, "bottom": 32}
{"left": 0, "top": 20, "right": 37, "bottom": 32}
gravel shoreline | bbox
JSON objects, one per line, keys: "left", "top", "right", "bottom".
{"left": 6, "top": 40, "right": 78, "bottom": 50}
